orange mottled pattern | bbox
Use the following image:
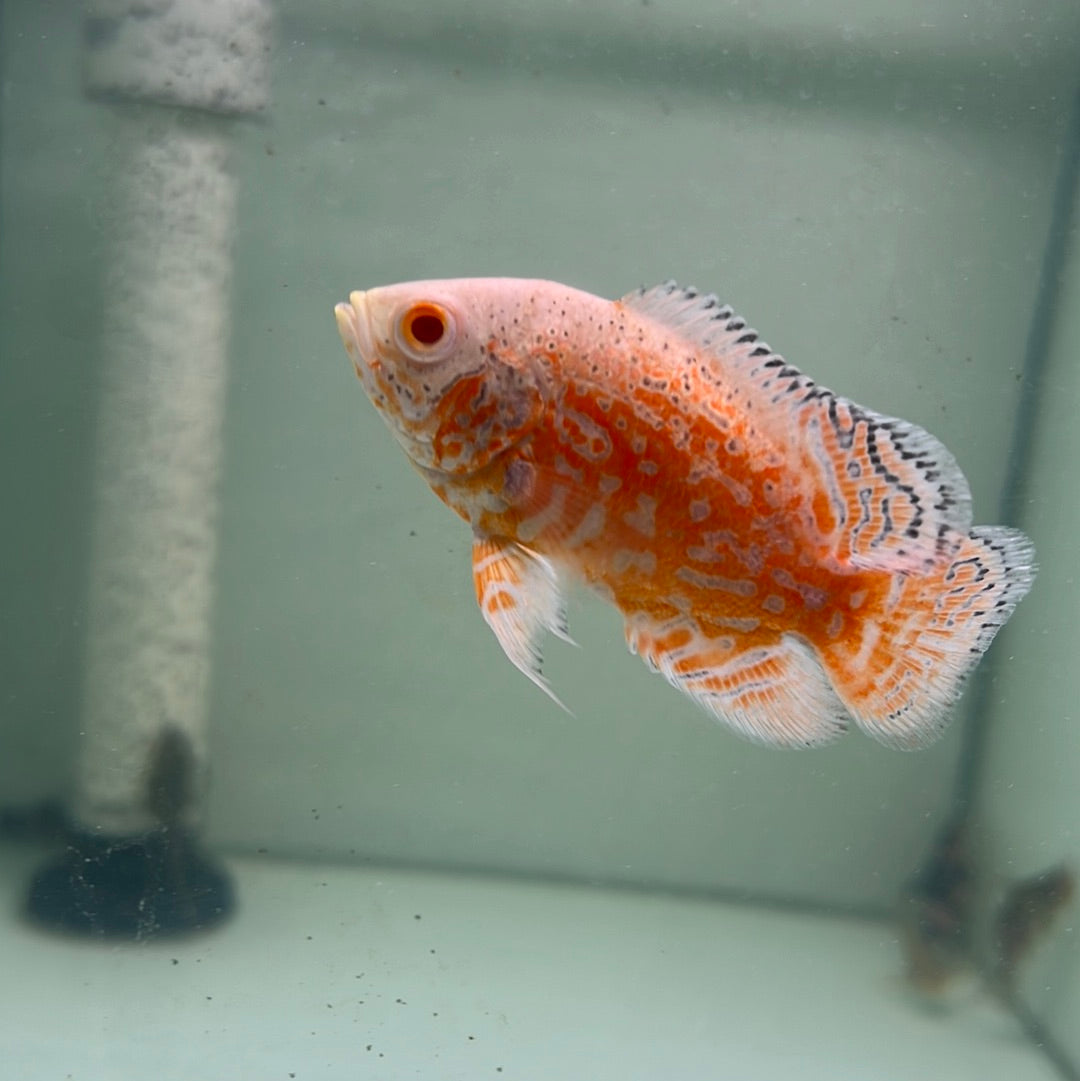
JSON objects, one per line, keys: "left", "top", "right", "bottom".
{"left": 436, "top": 294, "right": 887, "bottom": 705}
{"left": 335, "top": 278, "right": 1035, "bottom": 748}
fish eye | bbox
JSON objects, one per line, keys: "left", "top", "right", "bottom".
{"left": 395, "top": 302, "right": 455, "bottom": 359}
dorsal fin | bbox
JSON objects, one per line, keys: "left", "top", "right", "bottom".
{"left": 622, "top": 281, "right": 973, "bottom": 573}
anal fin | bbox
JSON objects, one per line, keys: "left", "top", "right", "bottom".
{"left": 472, "top": 534, "right": 574, "bottom": 710}
{"left": 625, "top": 613, "right": 848, "bottom": 748}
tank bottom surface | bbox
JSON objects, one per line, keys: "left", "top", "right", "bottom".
{"left": 0, "top": 845, "right": 1060, "bottom": 1080}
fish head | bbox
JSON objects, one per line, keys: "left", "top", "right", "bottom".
{"left": 335, "top": 279, "right": 548, "bottom": 475}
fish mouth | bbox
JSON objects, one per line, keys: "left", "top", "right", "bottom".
{"left": 334, "top": 290, "right": 376, "bottom": 380}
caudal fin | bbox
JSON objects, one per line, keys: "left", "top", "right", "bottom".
{"left": 826, "top": 526, "right": 1036, "bottom": 748}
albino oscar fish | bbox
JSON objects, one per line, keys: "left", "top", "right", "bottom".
{"left": 334, "top": 278, "right": 1035, "bottom": 748}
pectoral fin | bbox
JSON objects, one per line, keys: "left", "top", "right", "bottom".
{"left": 472, "top": 534, "right": 573, "bottom": 711}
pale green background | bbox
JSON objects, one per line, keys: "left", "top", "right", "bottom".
{"left": 1, "top": 0, "right": 1077, "bottom": 1072}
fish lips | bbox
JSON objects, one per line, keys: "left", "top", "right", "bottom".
{"left": 334, "top": 291, "right": 377, "bottom": 384}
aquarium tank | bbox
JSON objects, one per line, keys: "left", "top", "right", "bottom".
{"left": 1, "top": 1, "right": 1078, "bottom": 1078}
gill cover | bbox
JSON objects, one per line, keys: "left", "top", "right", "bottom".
{"left": 340, "top": 286, "right": 546, "bottom": 475}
